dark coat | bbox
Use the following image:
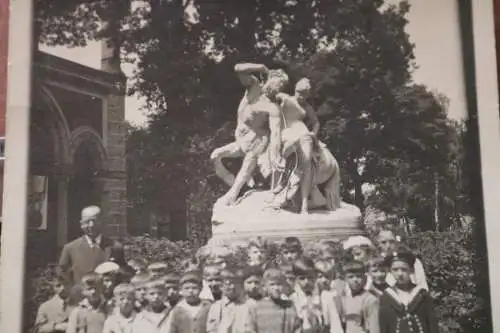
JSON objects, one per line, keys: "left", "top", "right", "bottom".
{"left": 58, "top": 236, "right": 117, "bottom": 286}
{"left": 379, "top": 287, "right": 439, "bottom": 333}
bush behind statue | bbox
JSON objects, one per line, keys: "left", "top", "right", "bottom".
{"left": 25, "top": 230, "right": 489, "bottom": 333}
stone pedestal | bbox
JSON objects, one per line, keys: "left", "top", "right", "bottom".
{"left": 210, "top": 190, "right": 363, "bottom": 245}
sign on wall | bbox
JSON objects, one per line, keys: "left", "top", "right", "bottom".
{"left": 27, "top": 175, "right": 48, "bottom": 230}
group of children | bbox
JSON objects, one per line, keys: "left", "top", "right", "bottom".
{"left": 34, "top": 228, "right": 439, "bottom": 333}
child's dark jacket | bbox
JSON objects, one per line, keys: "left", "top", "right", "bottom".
{"left": 379, "top": 287, "right": 439, "bottom": 333}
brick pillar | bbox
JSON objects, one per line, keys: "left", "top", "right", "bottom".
{"left": 101, "top": 38, "right": 127, "bottom": 239}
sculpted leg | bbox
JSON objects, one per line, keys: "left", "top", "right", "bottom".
{"left": 218, "top": 153, "right": 258, "bottom": 206}
{"left": 298, "top": 136, "right": 314, "bottom": 214}
{"left": 210, "top": 142, "right": 242, "bottom": 187}
{"left": 324, "top": 155, "right": 342, "bottom": 210}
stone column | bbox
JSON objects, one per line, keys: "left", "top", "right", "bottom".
{"left": 101, "top": 38, "right": 128, "bottom": 239}
{"left": 101, "top": 38, "right": 121, "bottom": 74}
{"left": 56, "top": 175, "right": 69, "bottom": 247}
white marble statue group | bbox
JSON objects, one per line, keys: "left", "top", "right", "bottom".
{"left": 210, "top": 63, "right": 343, "bottom": 216}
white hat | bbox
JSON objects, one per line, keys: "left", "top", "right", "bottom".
{"left": 342, "top": 236, "right": 374, "bottom": 250}
{"left": 95, "top": 261, "right": 120, "bottom": 275}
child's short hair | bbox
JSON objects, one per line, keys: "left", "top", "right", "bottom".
{"left": 279, "top": 263, "right": 294, "bottom": 275}
{"left": 179, "top": 270, "right": 203, "bottom": 286}
{"left": 220, "top": 266, "right": 244, "bottom": 282}
{"left": 343, "top": 260, "right": 366, "bottom": 275}
{"left": 113, "top": 283, "right": 136, "bottom": 297}
{"left": 144, "top": 278, "right": 167, "bottom": 291}
{"left": 314, "top": 260, "right": 334, "bottom": 278}
{"left": 81, "top": 272, "right": 103, "bottom": 288}
{"left": 262, "top": 268, "right": 286, "bottom": 284}
{"left": 281, "top": 237, "right": 302, "bottom": 254}
{"left": 203, "top": 265, "right": 222, "bottom": 279}
{"left": 147, "top": 262, "right": 168, "bottom": 274}
{"left": 163, "top": 272, "right": 181, "bottom": 287}
{"left": 241, "top": 265, "right": 264, "bottom": 281}
{"left": 367, "top": 257, "right": 387, "bottom": 271}
{"left": 292, "top": 257, "right": 316, "bottom": 277}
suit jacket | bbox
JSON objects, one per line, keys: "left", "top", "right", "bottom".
{"left": 58, "top": 235, "right": 115, "bottom": 286}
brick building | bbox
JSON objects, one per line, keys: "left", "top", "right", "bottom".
{"left": 28, "top": 43, "right": 127, "bottom": 261}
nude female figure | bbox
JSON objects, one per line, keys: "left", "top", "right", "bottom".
{"left": 273, "top": 78, "right": 321, "bottom": 214}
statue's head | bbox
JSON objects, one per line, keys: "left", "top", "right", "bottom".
{"left": 294, "top": 78, "right": 312, "bottom": 103}
{"left": 262, "top": 69, "right": 289, "bottom": 99}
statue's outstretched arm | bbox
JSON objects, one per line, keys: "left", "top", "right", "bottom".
{"left": 305, "top": 103, "right": 320, "bottom": 136}
{"left": 234, "top": 63, "right": 268, "bottom": 75}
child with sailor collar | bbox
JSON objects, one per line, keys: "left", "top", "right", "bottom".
{"left": 378, "top": 248, "right": 438, "bottom": 333}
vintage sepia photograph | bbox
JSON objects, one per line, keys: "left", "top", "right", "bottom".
{"left": 2, "top": 0, "right": 500, "bottom": 332}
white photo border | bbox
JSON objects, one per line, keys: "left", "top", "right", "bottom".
{"left": 1, "top": 0, "right": 33, "bottom": 330}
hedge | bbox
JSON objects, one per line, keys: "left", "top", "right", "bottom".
{"left": 23, "top": 230, "right": 491, "bottom": 333}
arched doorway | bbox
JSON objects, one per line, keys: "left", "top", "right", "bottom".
{"left": 67, "top": 132, "right": 106, "bottom": 241}
{"left": 28, "top": 103, "right": 64, "bottom": 263}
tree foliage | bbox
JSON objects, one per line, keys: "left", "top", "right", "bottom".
{"left": 37, "top": 0, "right": 472, "bottom": 234}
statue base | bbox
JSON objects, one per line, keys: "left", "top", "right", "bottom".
{"left": 209, "top": 190, "right": 363, "bottom": 245}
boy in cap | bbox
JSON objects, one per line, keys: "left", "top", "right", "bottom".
{"left": 366, "top": 257, "right": 389, "bottom": 298}
{"left": 279, "top": 263, "right": 296, "bottom": 296}
{"left": 314, "top": 260, "right": 334, "bottom": 293}
{"left": 200, "top": 264, "right": 224, "bottom": 302}
{"left": 164, "top": 271, "right": 181, "bottom": 307}
{"left": 131, "top": 272, "right": 152, "bottom": 312}
{"left": 169, "top": 270, "right": 212, "bottom": 333}
{"left": 206, "top": 266, "right": 252, "bottom": 333}
{"left": 66, "top": 273, "right": 107, "bottom": 333}
{"left": 241, "top": 265, "right": 264, "bottom": 307}
{"left": 379, "top": 247, "right": 438, "bottom": 333}
{"left": 289, "top": 258, "right": 323, "bottom": 333}
{"left": 280, "top": 237, "right": 303, "bottom": 264}
{"left": 95, "top": 261, "right": 121, "bottom": 316}
{"left": 248, "top": 268, "right": 301, "bottom": 333}
{"left": 148, "top": 262, "right": 169, "bottom": 278}
{"left": 340, "top": 260, "right": 380, "bottom": 333}
{"left": 132, "top": 278, "right": 172, "bottom": 333}
{"left": 343, "top": 236, "right": 376, "bottom": 264}
{"left": 312, "top": 260, "right": 343, "bottom": 333}
{"left": 246, "top": 238, "right": 266, "bottom": 268}
{"left": 33, "top": 275, "right": 71, "bottom": 333}
{"left": 102, "top": 283, "right": 137, "bottom": 333}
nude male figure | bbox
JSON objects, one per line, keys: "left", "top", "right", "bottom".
{"left": 210, "top": 63, "right": 284, "bottom": 206}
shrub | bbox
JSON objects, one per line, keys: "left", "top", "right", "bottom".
{"left": 406, "top": 230, "right": 491, "bottom": 333}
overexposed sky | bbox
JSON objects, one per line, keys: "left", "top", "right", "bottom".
{"left": 39, "top": 0, "right": 467, "bottom": 125}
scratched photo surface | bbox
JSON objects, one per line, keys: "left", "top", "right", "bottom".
{"left": 14, "top": 1, "right": 495, "bottom": 333}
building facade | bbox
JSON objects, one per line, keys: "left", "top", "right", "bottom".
{"left": 28, "top": 48, "right": 127, "bottom": 261}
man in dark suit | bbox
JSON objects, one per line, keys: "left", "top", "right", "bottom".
{"left": 58, "top": 205, "right": 121, "bottom": 286}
